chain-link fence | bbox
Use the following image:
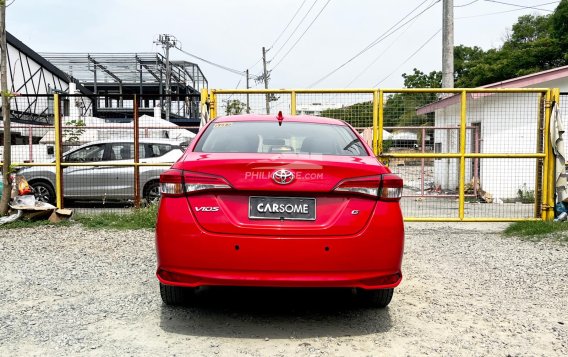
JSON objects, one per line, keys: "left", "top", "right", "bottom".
{"left": 1, "top": 93, "right": 199, "bottom": 213}
{"left": 2, "top": 89, "right": 557, "bottom": 220}
{"left": 381, "top": 89, "right": 549, "bottom": 221}
{"left": 210, "top": 88, "right": 556, "bottom": 221}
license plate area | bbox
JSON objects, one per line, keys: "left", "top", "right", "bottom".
{"left": 249, "top": 196, "right": 316, "bottom": 221}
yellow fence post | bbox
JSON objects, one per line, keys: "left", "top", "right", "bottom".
{"left": 377, "top": 90, "right": 384, "bottom": 160}
{"left": 291, "top": 91, "right": 297, "bottom": 115}
{"left": 547, "top": 88, "right": 561, "bottom": 220}
{"left": 372, "top": 90, "right": 379, "bottom": 155}
{"left": 459, "top": 91, "right": 467, "bottom": 221}
{"left": 535, "top": 92, "right": 544, "bottom": 218}
{"left": 200, "top": 88, "right": 208, "bottom": 120}
{"left": 53, "top": 93, "right": 63, "bottom": 209}
{"left": 542, "top": 89, "right": 553, "bottom": 220}
{"left": 210, "top": 90, "right": 217, "bottom": 119}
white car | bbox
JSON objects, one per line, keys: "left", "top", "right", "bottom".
{"left": 17, "top": 138, "right": 188, "bottom": 204}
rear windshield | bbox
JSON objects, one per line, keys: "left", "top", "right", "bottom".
{"left": 194, "top": 121, "right": 368, "bottom": 156}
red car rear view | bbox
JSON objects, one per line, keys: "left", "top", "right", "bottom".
{"left": 155, "top": 114, "right": 404, "bottom": 308}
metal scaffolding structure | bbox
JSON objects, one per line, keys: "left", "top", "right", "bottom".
{"left": 41, "top": 53, "right": 208, "bottom": 123}
{"left": 42, "top": 53, "right": 207, "bottom": 95}
{"left": 3, "top": 32, "right": 91, "bottom": 125}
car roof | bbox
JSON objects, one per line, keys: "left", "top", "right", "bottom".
{"left": 76, "top": 138, "right": 187, "bottom": 146}
{"left": 213, "top": 114, "right": 347, "bottom": 126}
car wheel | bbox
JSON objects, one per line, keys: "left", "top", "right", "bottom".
{"left": 144, "top": 181, "right": 161, "bottom": 204}
{"left": 357, "top": 288, "right": 394, "bottom": 308}
{"left": 29, "top": 181, "right": 55, "bottom": 205}
{"left": 159, "top": 283, "right": 195, "bottom": 306}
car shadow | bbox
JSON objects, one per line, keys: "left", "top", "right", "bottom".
{"left": 159, "top": 286, "right": 393, "bottom": 339}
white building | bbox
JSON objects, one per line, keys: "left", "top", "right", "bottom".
{"left": 417, "top": 66, "right": 568, "bottom": 200}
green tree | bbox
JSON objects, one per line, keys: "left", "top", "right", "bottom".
{"left": 550, "top": 0, "right": 568, "bottom": 61}
{"left": 452, "top": 1, "right": 568, "bottom": 87}
{"left": 507, "top": 14, "right": 550, "bottom": 45}
{"left": 63, "top": 119, "right": 86, "bottom": 143}
{"left": 225, "top": 99, "right": 248, "bottom": 115}
{"left": 454, "top": 45, "right": 485, "bottom": 85}
{"left": 402, "top": 68, "right": 442, "bottom": 88}
{"left": 321, "top": 101, "right": 373, "bottom": 127}
{"left": 321, "top": 69, "right": 439, "bottom": 128}
{"left": 381, "top": 69, "right": 440, "bottom": 127}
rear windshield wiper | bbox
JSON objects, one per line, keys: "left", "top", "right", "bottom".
{"left": 343, "top": 138, "right": 361, "bottom": 151}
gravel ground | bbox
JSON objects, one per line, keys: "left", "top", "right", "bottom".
{"left": 0, "top": 222, "right": 566, "bottom": 356}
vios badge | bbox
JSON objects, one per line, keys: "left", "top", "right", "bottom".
{"left": 272, "top": 169, "right": 295, "bottom": 185}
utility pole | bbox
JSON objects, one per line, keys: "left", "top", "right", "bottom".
{"left": 442, "top": 0, "right": 454, "bottom": 89}
{"left": 154, "top": 34, "right": 177, "bottom": 120}
{"left": 245, "top": 69, "right": 250, "bottom": 113}
{"left": 0, "top": 0, "right": 11, "bottom": 215}
{"left": 262, "top": 47, "right": 270, "bottom": 114}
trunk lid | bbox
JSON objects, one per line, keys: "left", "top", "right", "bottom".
{"left": 173, "top": 153, "right": 390, "bottom": 236}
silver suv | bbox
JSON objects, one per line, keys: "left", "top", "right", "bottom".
{"left": 18, "top": 138, "right": 188, "bottom": 204}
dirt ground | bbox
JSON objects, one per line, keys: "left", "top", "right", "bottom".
{"left": 0, "top": 222, "right": 566, "bottom": 356}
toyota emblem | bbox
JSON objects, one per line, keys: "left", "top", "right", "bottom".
{"left": 272, "top": 169, "right": 295, "bottom": 185}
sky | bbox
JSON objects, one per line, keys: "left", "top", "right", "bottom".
{"left": 6, "top": 0, "right": 561, "bottom": 90}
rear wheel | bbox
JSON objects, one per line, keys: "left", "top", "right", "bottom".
{"left": 159, "top": 283, "right": 195, "bottom": 306}
{"left": 29, "top": 180, "right": 55, "bottom": 205}
{"left": 144, "top": 180, "right": 161, "bottom": 205}
{"left": 357, "top": 288, "right": 394, "bottom": 308}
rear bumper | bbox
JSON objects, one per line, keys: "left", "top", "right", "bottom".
{"left": 156, "top": 197, "right": 404, "bottom": 290}
{"left": 157, "top": 268, "right": 402, "bottom": 289}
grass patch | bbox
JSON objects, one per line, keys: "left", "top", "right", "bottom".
{"left": 504, "top": 221, "right": 568, "bottom": 241}
{"left": 1, "top": 204, "right": 158, "bottom": 230}
{"left": 75, "top": 204, "right": 158, "bottom": 230}
{"left": 0, "top": 219, "right": 70, "bottom": 229}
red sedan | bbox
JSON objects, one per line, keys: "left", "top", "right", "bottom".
{"left": 156, "top": 113, "right": 404, "bottom": 308}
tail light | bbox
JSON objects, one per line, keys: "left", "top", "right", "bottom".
{"left": 160, "top": 169, "right": 232, "bottom": 197}
{"left": 334, "top": 176, "right": 381, "bottom": 197}
{"left": 379, "top": 174, "right": 403, "bottom": 202}
{"left": 183, "top": 171, "right": 232, "bottom": 194}
{"left": 333, "top": 174, "right": 403, "bottom": 201}
{"left": 160, "top": 169, "right": 185, "bottom": 196}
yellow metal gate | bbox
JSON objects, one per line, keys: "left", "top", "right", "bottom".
{"left": 207, "top": 88, "right": 560, "bottom": 222}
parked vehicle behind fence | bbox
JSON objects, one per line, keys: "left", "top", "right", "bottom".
{"left": 17, "top": 138, "right": 188, "bottom": 204}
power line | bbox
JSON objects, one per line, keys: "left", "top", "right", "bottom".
{"left": 374, "top": 28, "right": 442, "bottom": 87}
{"left": 356, "top": 0, "right": 437, "bottom": 63}
{"left": 247, "top": 57, "right": 263, "bottom": 72}
{"left": 456, "top": 1, "right": 559, "bottom": 18}
{"left": 272, "top": 0, "right": 332, "bottom": 70}
{"left": 308, "top": 0, "right": 440, "bottom": 88}
{"left": 344, "top": 15, "right": 419, "bottom": 87}
{"left": 175, "top": 47, "right": 245, "bottom": 76}
{"left": 269, "top": 0, "right": 309, "bottom": 50}
{"left": 224, "top": 77, "right": 244, "bottom": 103}
{"left": 270, "top": 0, "right": 320, "bottom": 61}
{"left": 260, "top": 0, "right": 309, "bottom": 75}
{"left": 483, "top": 0, "right": 554, "bottom": 12}
{"left": 454, "top": 0, "right": 479, "bottom": 7}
